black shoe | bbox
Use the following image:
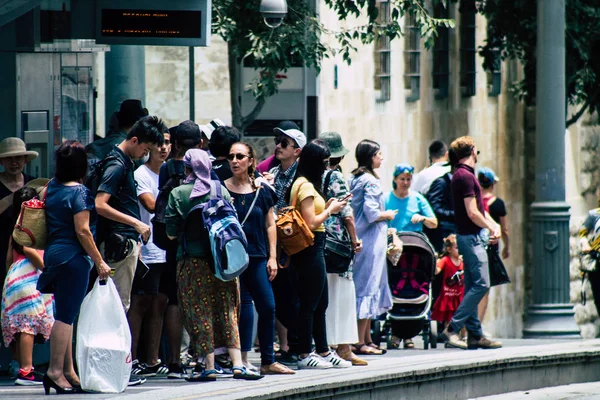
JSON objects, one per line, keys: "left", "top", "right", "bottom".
{"left": 128, "top": 373, "right": 147, "bottom": 386}
{"left": 131, "top": 360, "right": 156, "bottom": 377}
{"left": 144, "top": 360, "right": 170, "bottom": 376}
{"left": 167, "top": 363, "right": 187, "bottom": 379}
{"left": 43, "top": 375, "right": 76, "bottom": 395}
{"left": 275, "top": 351, "right": 298, "bottom": 367}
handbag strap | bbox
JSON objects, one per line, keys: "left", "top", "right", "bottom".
{"left": 241, "top": 186, "right": 261, "bottom": 227}
{"left": 323, "top": 170, "right": 334, "bottom": 200}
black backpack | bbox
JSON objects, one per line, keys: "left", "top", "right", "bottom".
{"left": 152, "top": 159, "right": 185, "bottom": 250}
{"left": 84, "top": 155, "right": 126, "bottom": 244}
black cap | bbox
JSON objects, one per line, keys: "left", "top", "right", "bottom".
{"left": 273, "top": 120, "right": 300, "bottom": 133}
{"left": 117, "top": 99, "right": 148, "bottom": 128}
{"left": 172, "top": 120, "right": 201, "bottom": 146}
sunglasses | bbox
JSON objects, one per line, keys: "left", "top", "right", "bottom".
{"left": 227, "top": 153, "right": 250, "bottom": 161}
{"left": 274, "top": 136, "right": 298, "bottom": 149}
{"left": 394, "top": 165, "right": 415, "bottom": 175}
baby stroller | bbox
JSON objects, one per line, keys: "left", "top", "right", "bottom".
{"left": 373, "top": 231, "right": 438, "bottom": 350}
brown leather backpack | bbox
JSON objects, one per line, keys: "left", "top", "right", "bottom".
{"left": 276, "top": 181, "right": 315, "bottom": 264}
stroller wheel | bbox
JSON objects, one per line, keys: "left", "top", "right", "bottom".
{"left": 371, "top": 320, "right": 385, "bottom": 346}
{"left": 422, "top": 321, "right": 430, "bottom": 350}
{"left": 430, "top": 321, "right": 438, "bottom": 349}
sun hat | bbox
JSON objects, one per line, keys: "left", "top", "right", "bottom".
{"left": 0, "top": 138, "right": 38, "bottom": 162}
{"left": 478, "top": 167, "right": 500, "bottom": 183}
{"left": 199, "top": 119, "right": 225, "bottom": 140}
{"left": 25, "top": 178, "right": 50, "bottom": 194}
{"left": 319, "top": 132, "right": 349, "bottom": 158}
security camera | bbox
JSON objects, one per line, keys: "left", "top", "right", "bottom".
{"left": 260, "top": 0, "right": 288, "bottom": 28}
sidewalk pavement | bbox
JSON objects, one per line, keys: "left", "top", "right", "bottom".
{"left": 1, "top": 338, "right": 598, "bottom": 399}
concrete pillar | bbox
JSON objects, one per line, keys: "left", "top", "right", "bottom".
{"left": 523, "top": 0, "right": 579, "bottom": 338}
{"left": 105, "top": 45, "right": 146, "bottom": 130}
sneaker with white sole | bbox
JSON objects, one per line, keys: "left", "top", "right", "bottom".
{"left": 131, "top": 360, "right": 156, "bottom": 377}
{"left": 322, "top": 351, "right": 352, "bottom": 368}
{"left": 297, "top": 353, "right": 333, "bottom": 370}
{"left": 144, "top": 360, "right": 170, "bottom": 376}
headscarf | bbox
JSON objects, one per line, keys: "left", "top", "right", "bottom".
{"left": 183, "top": 149, "right": 212, "bottom": 199}
{"left": 392, "top": 163, "right": 415, "bottom": 190}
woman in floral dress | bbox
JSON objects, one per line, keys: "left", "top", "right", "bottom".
{"left": 349, "top": 140, "right": 396, "bottom": 355}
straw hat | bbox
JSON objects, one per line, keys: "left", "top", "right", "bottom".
{"left": 0, "top": 138, "right": 38, "bottom": 162}
{"left": 25, "top": 178, "right": 50, "bottom": 194}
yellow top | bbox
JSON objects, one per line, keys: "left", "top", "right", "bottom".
{"left": 290, "top": 177, "right": 326, "bottom": 233}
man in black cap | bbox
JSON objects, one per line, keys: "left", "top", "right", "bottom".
{"left": 87, "top": 99, "right": 149, "bottom": 161}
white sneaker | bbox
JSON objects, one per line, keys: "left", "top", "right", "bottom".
{"left": 297, "top": 353, "right": 333, "bottom": 369}
{"left": 322, "top": 351, "right": 352, "bottom": 368}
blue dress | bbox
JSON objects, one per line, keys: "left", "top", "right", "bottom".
{"left": 349, "top": 173, "right": 392, "bottom": 319}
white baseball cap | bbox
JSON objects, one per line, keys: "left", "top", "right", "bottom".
{"left": 274, "top": 127, "right": 307, "bottom": 149}
{"left": 199, "top": 118, "right": 225, "bottom": 140}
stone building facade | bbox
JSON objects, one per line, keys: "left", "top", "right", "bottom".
{"left": 135, "top": 2, "right": 598, "bottom": 338}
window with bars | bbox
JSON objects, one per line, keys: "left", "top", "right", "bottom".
{"left": 460, "top": 0, "right": 476, "bottom": 97}
{"left": 374, "top": 0, "right": 391, "bottom": 102}
{"left": 432, "top": 2, "right": 449, "bottom": 99}
{"left": 404, "top": 12, "right": 421, "bottom": 102}
{"left": 487, "top": 47, "right": 502, "bottom": 96}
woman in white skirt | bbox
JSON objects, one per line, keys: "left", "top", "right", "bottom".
{"left": 319, "top": 132, "right": 367, "bottom": 366}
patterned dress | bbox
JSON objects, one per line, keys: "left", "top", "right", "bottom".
{"left": 1, "top": 249, "right": 54, "bottom": 346}
{"left": 349, "top": 172, "right": 392, "bottom": 319}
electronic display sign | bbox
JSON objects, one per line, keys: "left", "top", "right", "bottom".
{"left": 95, "top": 0, "right": 210, "bottom": 46}
{"left": 101, "top": 10, "right": 202, "bottom": 39}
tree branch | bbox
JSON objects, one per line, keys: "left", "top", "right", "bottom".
{"left": 566, "top": 101, "right": 589, "bottom": 128}
{"left": 241, "top": 97, "right": 266, "bottom": 132}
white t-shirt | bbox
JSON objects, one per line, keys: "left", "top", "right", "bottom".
{"left": 411, "top": 162, "right": 451, "bottom": 195}
{"left": 134, "top": 164, "right": 166, "bottom": 264}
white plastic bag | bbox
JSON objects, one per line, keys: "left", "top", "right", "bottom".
{"left": 76, "top": 278, "right": 132, "bottom": 393}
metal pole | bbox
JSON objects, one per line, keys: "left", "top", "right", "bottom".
{"left": 105, "top": 45, "right": 146, "bottom": 131}
{"left": 189, "top": 46, "right": 195, "bottom": 121}
{"left": 523, "top": 0, "right": 579, "bottom": 338}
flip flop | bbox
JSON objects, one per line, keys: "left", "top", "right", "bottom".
{"left": 404, "top": 339, "right": 415, "bottom": 349}
{"left": 185, "top": 369, "right": 217, "bottom": 382}
{"left": 352, "top": 343, "right": 384, "bottom": 355}
{"left": 366, "top": 342, "right": 388, "bottom": 354}
{"left": 232, "top": 366, "right": 265, "bottom": 380}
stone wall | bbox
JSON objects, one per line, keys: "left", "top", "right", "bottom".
{"left": 143, "top": 5, "right": 530, "bottom": 337}
{"left": 317, "top": 1, "right": 526, "bottom": 337}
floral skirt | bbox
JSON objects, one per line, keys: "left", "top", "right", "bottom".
{"left": 177, "top": 257, "right": 240, "bottom": 356}
{"left": 1, "top": 259, "right": 55, "bottom": 346}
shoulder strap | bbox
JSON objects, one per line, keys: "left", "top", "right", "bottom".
{"left": 210, "top": 180, "right": 221, "bottom": 198}
{"left": 241, "top": 186, "right": 261, "bottom": 227}
{"left": 291, "top": 181, "right": 307, "bottom": 208}
{"left": 166, "top": 159, "right": 176, "bottom": 177}
{"left": 323, "top": 170, "right": 334, "bottom": 200}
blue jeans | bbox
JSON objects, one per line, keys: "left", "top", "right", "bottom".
{"left": 449, "top": 233, "right": 490, "bottom": 337}
{"left": 239, "top": 257, "right": 276, "bottom": 365}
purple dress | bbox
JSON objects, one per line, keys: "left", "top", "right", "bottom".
{"left": 349, "top": 173, "right": 392, "bottom": 319}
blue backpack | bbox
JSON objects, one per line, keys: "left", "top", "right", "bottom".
{"left": 182, "top": 181, "right": 249, "bottom": 281}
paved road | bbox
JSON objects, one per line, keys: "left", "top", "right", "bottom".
{"left": 472, "top": 382, "right": 600, "bottom": 400}
{"left": 0, "top": 338, "right": 574, "bottom": 399}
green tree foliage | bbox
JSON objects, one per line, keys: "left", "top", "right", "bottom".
{"left": 213, "top": 0, "right": 454, "bottom": 131}
{"left": 478, "top": 0, "right": 600, "bottom": 127}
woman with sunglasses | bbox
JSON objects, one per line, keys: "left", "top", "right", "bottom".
{"left": 287, "top": 139, "right": 348, "bottom": 369}
{"left": 349, "top": 140, "right": 395, "bottom": 356}
{"left": 224, "top": 143, "right": 294, "bottom": 375}
{"left": 385, "top": 163, "right": 437, "bottom": 348}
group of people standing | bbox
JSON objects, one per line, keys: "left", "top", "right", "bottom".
{"left": 0, "top": 97, "right": 511, "bottom": 395}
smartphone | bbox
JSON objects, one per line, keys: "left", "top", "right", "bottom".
{"left": 135, "top": 259, "right": 150, "bottom": 280}
{"left": 339, "top": 193, "right": 352, "bottom": 202}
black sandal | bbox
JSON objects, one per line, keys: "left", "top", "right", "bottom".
{"left": 366, "top": 342, "right": 388, "bottom": 354}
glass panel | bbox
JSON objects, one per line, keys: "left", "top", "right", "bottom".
{"left": 61, "top": 66, "right": 93, "bottom": 145}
